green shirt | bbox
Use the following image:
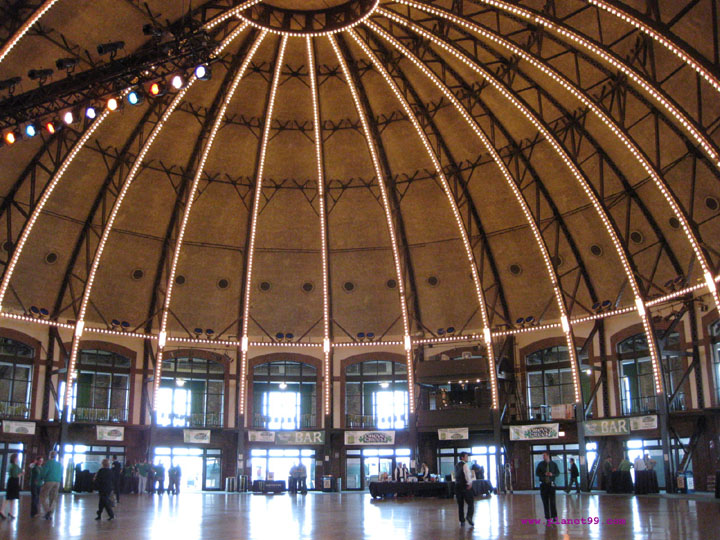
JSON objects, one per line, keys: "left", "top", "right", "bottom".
{"left": 8, "top": 463, "right": 21, "bottom": 478}
{"left": 41, "top": 459, "right": 63, "bottom": 483}
{"left": 30, "top": 465, "right": 44, "bottom": 488}
{"left": 138, "top": 463, "right": 149, "bottom": 477}
{"left": 619, "top": 460, "right": 633, "bottom": 472}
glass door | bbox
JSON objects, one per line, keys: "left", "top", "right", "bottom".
{"left": 346, "top": 458, "right": 361, "bottom": 489}
{"left": 203, "top": 456, "right": 221, "bottom": 490}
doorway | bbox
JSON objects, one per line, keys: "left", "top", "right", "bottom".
{"left": 250, "top": 448, "right": 316, "bottom": 489}
{"left": 153, "top": 447, "right": 222, "bottom": 491}
{"left": 345, "top": 447, "right": 411, "bottom": 490}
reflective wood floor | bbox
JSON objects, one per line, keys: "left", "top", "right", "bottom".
{"left": 0, "top": 490, "right": 716, "bottom": 539}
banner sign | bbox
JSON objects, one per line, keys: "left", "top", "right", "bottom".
{"left": 183, "top": 429, "right": 211, "bottom": 444}
{"left": 96, "top": 425, "right": 124, "bottom": 441}
{"left": 584, "top": 418, "right": 630, "bottom": 436}
{"left": 248, "top": 431, "right": 276, "bottom": 443}
{"left": 438, "top": 428, "right": 469, "bottom": 441}
{"left": 509, "top": 423, "right": 559, "bottom": 441}
{"left": 276, "top": 431, "right": 325, "bottom": 445}
{"left": 344, "top": 431, "right": 395, "bottom": 445}
{"left": 2, "top": 420, "right": 36, "bottom": 435}
{"left": 630, "top": 415, "right": 658, "bottom": 432}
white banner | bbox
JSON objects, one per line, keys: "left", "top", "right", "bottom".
{"left": 96, "top": 425, "right": 124, "bottom": 441}
{"left": 276, "top": 431, "right": 325, "bottom": 445}
{"left": 248, "top": 431, "right": 276, "bottom": 443}
{"left": 344, "top": 431, "right": 395, "bottom": 445}
{"left": 630, "top": 415, "right": 658, "bottom": 431}
{"left": 2, "top": 420, "right": 35, "bottom": 435}
{"left": 183, "top": 429, "right": 211, "bottom": 444}
{"left": 509, "top": 423, "right": 559, "bottom": 441}
{"left": 438, "top": 427, "right": 469, "bottom": 440}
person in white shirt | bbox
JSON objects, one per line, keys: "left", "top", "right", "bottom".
{"left": 454, "top": 452, "right": 474, "bottom": 527}
{"left": 634, "top": 456, "right": 646, "bottom": 471}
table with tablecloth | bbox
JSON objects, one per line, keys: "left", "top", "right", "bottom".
{"left": 251, "top": 480, "right": 286, "bottom": 493}
{"left": 608, "top": 470, "right": 634, "bottom": 493}
{"left": 368, "top": 481, "right": 452, "bottom": 499}
{"left": 634, "top": 470, "right": 659, "bottom": 494}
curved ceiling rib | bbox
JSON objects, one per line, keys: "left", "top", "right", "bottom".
{"left": 238, "top": 33, "right": 286, "bottom": 416}
{"left": 360, "top": 21, "right": 581, "bottom": 404}
{"left": 154, "top": 29, "right": 269, "bottom": 412}
{"left": 306, "top": 36, "right": 332, "bottom": 418}
{"left": 0, "top": 0, "right": 58, "bottom": 64}
{"left": 395, "top": 0, "right": 720, "bottom": 314}
{"left": 349, "top": 28, "right": 504, "bottom": 407}
{"left": 329, "top": 33, "right": 417, "bottom": 413}
{"left": 383, "top": 8, "right": 665, "bottom": 395}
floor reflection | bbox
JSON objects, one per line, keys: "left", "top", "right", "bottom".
{"left": 0, "top": 490, "right": 715, "bottom": 539}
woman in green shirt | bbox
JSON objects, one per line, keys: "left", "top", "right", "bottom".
{"left": 0, "top": 453, "right": 23, "bottom": 519}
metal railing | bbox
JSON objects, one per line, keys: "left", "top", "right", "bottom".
{"left": 252, "top": 414, "right": 316, "bottom": 429}
{"left": 620, "top": 396, "right": 658, "bottom": 416}
{"left": 0, "top": 401, "right": 30, "bottom": 419}
{"left": 72, "top": 407, "right": 127, "bottom": 423}
{"left": 161, "top": 412, "right": 224, "bottom": 427}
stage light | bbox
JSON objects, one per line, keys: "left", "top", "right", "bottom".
{"left": 24, "top": 124, "right": 37, "bottom": 138}
{"left": 366, "top": 332, "right": 374, "bottom": 341}
{"left": 28, "top": 68, "right": 53, "bottom": 81}
{"left": 55, "top": 57, "right": 78, "bottom": 70}
{"left": 357, "top": 332, "right": 365, "bottom": 341}
{"left": 0, "top": 77, "right": 21, "bottom": 92}
{"left": 97, "top": 41, "right": 125, "bottom": 56}
{"left": 285, "top": 333, "right": 294, "bottom": 341}
{"left": 170, "top": 74, "right": 183, "bottom": 89}
{"left": 44, "top": 121, "right": 56, "bottom": 134}
{"left": 205, "top": 329, "right": 214, "bottom": 337}
{"left": 446, "top": 327, "right": 455, "bottom": 334}
{"left": 30, "top": 306, "right": 40, "bottom": 316}
{"left": 276, "top": 332, "right": 284, "bottom": 340}
{"left": 62, "top": 110, "right": 74, "bottom": 125}
{"left": 120, "top": 321, "right": 130, "bottom": 330}
{"left": 176, "top": 379, "right": 186, "bottom": 387}
{"left": 127, "top": 90, "right": 143, "bottom": 106}
{"left": 195, "top": 64, "right": 211, "bottom": 80}
{"left": 279, "top": 382, "right": 288, "bottom": 390}
{"left": 142, "top": 24, "right": 163, "bottom": 38}
{"left": 437, "top": 328, "right": 445, "bottom": 336}
{"left": 85, "top": 106, "right": 97, "bottom": 119}
{"left": 107, "top": 97, "right": 119, "bottom": 111}
{"left": 379, "top": 382, "right": 390, "bottom": 389}
{"left": 148, "top": 81, "right": 165, "bottom": 96}
{"left": 3, "top": 131, "right": 17, "bottom": 145}
{"left": 39, "top": 308, "right": 49, "bottom": 317}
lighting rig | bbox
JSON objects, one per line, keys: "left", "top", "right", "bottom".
{"left": 0, "top": 22, "right": 219, "bottom": 134}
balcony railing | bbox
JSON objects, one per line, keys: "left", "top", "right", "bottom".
{"left": 252, "top": 414, "right": 316, "bottom": 429}
{"left": 345, "top": 414, "right": 408, "bottom": 429}
{"left": 620, "top": 396, "right": 658, "bottom": 416}
{"left": 161, "top": 412, "right": 223, "bottom": 428}
{"left": 0, "top": 401, "right": 31, "bottom": 419}
{"left": 73, "top": 407, "right": 127, "bottom": 423}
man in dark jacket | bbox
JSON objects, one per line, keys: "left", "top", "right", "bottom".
{"left": 566, "top": 458, "right": 580, "bottom": 493}
{"left": 111, "top": 455, "right": 123, "bottom": 502}
{"left": 535, "top": 452, "right": 559, "bottom": 521}
{"left": 455, "top": 452, "right": 475, "bottom": 527}
{"left": 94, "top": 459, "right": 115, "bottom": 521}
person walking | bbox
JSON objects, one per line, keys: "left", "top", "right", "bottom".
{"left": 40, "top": 450, "right": 63, "bottom": 520}
{"left": 454, "top": 452, "right": 475, "bottom": 527}
{"left": 111, "top": 455, "right": 123, "bottom": 502}
{"left": 536, "top": 452, "right": 559, "bottom": 522}
{"left": 0, "top": 453, "right": 23, "bottom": 519}
{"left": 137, "top": 459, "right": 148, "bottom": 495}
{"left": 566, "top": 458, "right": 580, "bottom": 493}
{"left": 30, "top": 456, "right": 44, "bottom": 517}
{"left": 93, "top": 459, "right": 115, "bottom": 521}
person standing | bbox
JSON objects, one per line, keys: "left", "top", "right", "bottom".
{"left": 40, "top": 450, "right": 63, "bottom": 520}
{"left": 111, "top": 455, "right": 122, "bottom": 502}
{"left": 602, "top": 456, "right": 613, "bottom": 493}
{"left": 634, "top": 454, "right": 646, "bottom": 472}
{"left": 154, "top": 462, "right": 165, "bottom": 494}
{"left": 566, "top": 458, "right": 580, "bottom": 493}
{"left": 618, "top": 455, "right": 634, "bottom": 492}
{"left": 503, "top": 462, "right": 513, "bottom": 494}
{"left": 535, "top": 452, "right": 559, "bottom": 522}
{"left": 93, "top": 459, "right": 115, "bottom": 521}
{"left": 0, "top": 453, "right": 23, "bottom": 519}
{"left": 137, "top": 459, "right": 148, "bottom": 494}
{"left": 174, "top": 464, "right": 182, "bottom": 495}
{"left": 167, "top": 465, "right": 177, "bottom": 495}
{"left": 297, "top": 462, "right": 308, "bottom": 494}
{"left": 30, "top": 456, "right": 44, "bottom": 517}
{"left": 454, "top": 452, "right": 475, "bottom": 527}
{"left": 419, "top": 462, "right": 430, "bottom": 480}
{"left": 146, "top": 463, "right": 155, "bottom": 494}
{"left": 289, "top": 464, "right": 298, "bottom": 494}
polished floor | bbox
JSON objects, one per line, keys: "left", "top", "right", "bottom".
{"left": 0, "top": 490, "right": 717, "bottom": 539}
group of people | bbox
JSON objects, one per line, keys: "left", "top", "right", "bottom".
{"left": 96, "top": 457, "right": 183, "bottom": 496}
{"left": 601, "top": 453, "right": 656, "bottom": 493}
{"left": 289, "top": 462, "right": 308, "bottom": 494}
{"left": 0, "top": 451, "right": 63, "bottom": 521}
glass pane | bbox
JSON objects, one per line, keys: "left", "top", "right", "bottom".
{"left": 204, "top": 457, "right": 221, "bottom": 490}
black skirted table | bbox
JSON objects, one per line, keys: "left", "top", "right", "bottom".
{"left": 634, "top": 470, "right": 659, "bottom": 494}
{"left": 715, "top": 471, "right": 720, "bottom": 498}
{"left": 252, "top": 480, "right": 286, "bottom": 493}
{"left": 368, "top": 482, "right": 452, "bottom": 499}
{"left": 608, "top": 471, "right": 634, "bottom": 493}
{"left": 472, "top": 479, "right": 493, "bottom": 496}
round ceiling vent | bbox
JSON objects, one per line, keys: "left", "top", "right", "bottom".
{"left": 551, "top": 255, "right": 563, "bottom": 267}
{"left": 259, "top": 281, "right": 271, "bottom": 292}
{"left": 302, "top": 281, "right": 314, "bottom": 293}
{"left": 343, "top": 281, "right": 355, "bottom": 292}
{"left": 44, "top": 251, "right": 58, "bottom": 265}
{"left": 509, "top": 264, "right": 522, "bottom": 276}
{"left": 217, "top": 278, "right": 229, "bottom": 290}
{"left": 131, "top": 268, "right": 144, "bottom": 281}
{"left": 629, "top": 230, "right": 644, "bottom": 244}
{"left": 427, "top": 276, "right": 439, "bottom": 287}
{"left": 668, "top": 217, "right": 680, "bottom": 229}
{"left": 2, "top": 241, "right": 13, "bottom": 252}
{"left": 705, "top": 196, "right": 719, "bottom": 212}
{"left": 175, "top": 275, "right": 186, "bottom": 285}
{"left": 590, "top": 244, "right": 603, "bottom": 257}
{"left": 386, "top": 279, "right": 397, "bottom": 289}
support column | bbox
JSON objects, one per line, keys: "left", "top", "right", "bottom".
{"left": 658, "top": 396, "right": 675, "bottom": 493}
{"left": 577, "top": 414, "right": 589, "bottom": 492}
{"left": 493, "top": 408, "right": 503, "bottom": 493}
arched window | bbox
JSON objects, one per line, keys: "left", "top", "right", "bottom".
{"left": 0, "top": 337, "right": 34, "bottom": 419}
{"left": 617, "top": 330, "right": 684, "bottom": 415}
{"left": 525, "top": 344, "right": 589, "bottom": 420}
{"left": 710, "top": 320, "right": 720, "bottom": 402}
{"left": 158, "top": 354, "right": 224, "bottom": 428}
{"left": 62, "top": 349, "right": 130, "bottom": 423}
{"left": 252, "top": 361, "right": 317, "bottom": 429}
{"left": 345, "top": 359, "right": 408, "bottom": 429}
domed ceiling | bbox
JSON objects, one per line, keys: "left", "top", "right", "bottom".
{"left": 0, "top": 0, "right": 719, "bottom": 347}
